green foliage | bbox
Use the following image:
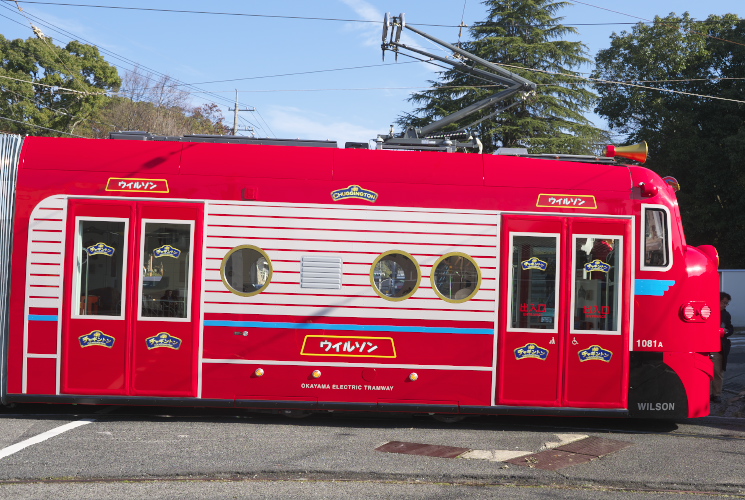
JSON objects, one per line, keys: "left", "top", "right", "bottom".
{"left": 398, "top": 0, "right": 607, "bottom": 154}
{"left": 0, "top": 34, "right": 121, "bottom": 136}
{"left": 0, "top": 36, "right": 228, "bottom": 138}
{"left": 592, "top": 13, "right": 745, "bottom": 267}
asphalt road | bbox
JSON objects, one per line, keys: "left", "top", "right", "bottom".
{"left": 0, "top": 404, "right": 742, "bottom": 498}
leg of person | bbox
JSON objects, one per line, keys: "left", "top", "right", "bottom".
{"left": 711, "top": 351, "right": 724, "bottom": 402}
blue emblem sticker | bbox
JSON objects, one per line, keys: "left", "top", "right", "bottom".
{"left": 584, "top": 259, "right": 611, "bottom": 273}
{"left": 146, "top": 332, "right": 182, "bottom": 350}
{"left": 153, "top": 244, "right": 181, "bottom": 259}
{"left": 578, "top": 345, "right": 613, "bottom": 362}
{"left": 86, "top": 242, "right": 115, "bottom": 257}
{"left": 514, "top": 343, "right": 549, "bottom": 360}
{"left": 331, "top": 185, "right": 379, "bottom": 203}
{"left": 521, "top": 257, "right": 547, "bottom": 271}
{"left": 79, "top": 330, "right": 115, "bottom": 348}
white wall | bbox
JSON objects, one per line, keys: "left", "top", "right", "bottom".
{"left": 720, "top": 270, "right": 745, "bottom": 327}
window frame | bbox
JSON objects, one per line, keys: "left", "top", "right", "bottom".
{"left": 138, "top": 218, "right": 195, "bottom": 322}
{"left": 639, "top": 204, "right": 673, "bottom": 272}
{"left": 569, "top": 234, "right": 623, "bottom": 335}
{"left": 72, "top": 216, "right": 129, "bottom": 320}
{"left": 506, "top": 232, "right": 561, "bottom": 333}
{"left": 430, "top": 252, "right": 482, "bottom": 303}
{"left": 370, "top": 250, "right": 421, "bottom": 302}
{"left": 220, "top": 244, "right": 274, "bottom": 298}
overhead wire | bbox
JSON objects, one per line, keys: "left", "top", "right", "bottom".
{"left": 0, "top": 1, "right": 273, "bottom": 136}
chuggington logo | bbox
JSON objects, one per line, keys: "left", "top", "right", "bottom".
{"left": 86, "top": 242, "right": 115, "bottom": 257}
{"left": 514, "top": 343, "right": 549, "bottom": 360}
{"left": 79, "top": 330, "right": 115, "bottom": 348}
{"left": 521, "top": 257, "right": 547, "bottom": 271}
{"left": 153, "top": 245, "right": 181, "bottom": 259}
{"left": 331, "top": 185, "right": 378, "bottom": 203}
{"left": 579, "top": 345, "right": 613, "bottom": 362}
{"left": 146, "top": 332, "right": 182, "bottom": 350}
{"left": 584, "top": 259, "right": 611, "bottom": 273}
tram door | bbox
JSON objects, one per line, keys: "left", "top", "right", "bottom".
{"left": 61, "top": 199, "right": 203, "bottom": 397}
{"left": 496, "top": 215, "right": 631, "bottom": 408}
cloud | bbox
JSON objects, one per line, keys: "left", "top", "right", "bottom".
{"left": 266, "top": 105, "right": 381, "bottom": 147}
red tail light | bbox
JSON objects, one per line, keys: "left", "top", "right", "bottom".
{"left": 680, "top": 302, "right": 712, "bottom": 322}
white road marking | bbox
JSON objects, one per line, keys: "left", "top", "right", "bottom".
{"left": 460, "top": 433, "right": 589, "bottom": 462}
{"left": 0, "top": 418, "right": 95, "bottom": 460}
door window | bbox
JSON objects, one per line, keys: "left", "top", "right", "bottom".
{"left": 139, "top": 221, "right": 193, "bottom": 319}
{"left": 572, "top": 236, "right": 621, "bottom": 332}
{"left": 508, "top": 234, "right": 559, "bottom": 330}
{"left": 75, "top": 219, "right": 127, "bottom": 317}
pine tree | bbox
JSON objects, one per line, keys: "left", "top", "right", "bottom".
{"left": 398, "top": 0, "right": 607, "bottom": 154}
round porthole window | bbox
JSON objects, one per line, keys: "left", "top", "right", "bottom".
{"left": 431, "top": 253, "right": 481, "bottom": 303}
{"left": 221, "top": 245, "right": 272, "bottom": 297}
{"left": 370, "top": 250, "right": 420, "bottom": 301}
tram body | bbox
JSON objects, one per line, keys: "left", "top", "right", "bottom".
{"left": 0, "top": 133, "right": 720, "bottom": 419}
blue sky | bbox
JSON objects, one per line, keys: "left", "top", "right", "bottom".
{"left": 0, "top": 0, "right": 742, "bottom": 146}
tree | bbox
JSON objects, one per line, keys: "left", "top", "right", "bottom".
{"left": 398, "top": 0, "right": 607, "bottom": 154}
{"left": 91, "top": 67, "right": 229, "bottom": 138}
{"left": 592, "top": 13, "right": 745, "bottom": 267}
{"left": 0, "top": 34, "right": 121, "bottom": 136}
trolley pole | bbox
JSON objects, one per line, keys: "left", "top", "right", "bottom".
{"left": 229, "top": 90, "right": 255, "bottom": 136}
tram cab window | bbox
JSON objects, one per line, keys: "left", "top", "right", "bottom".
{"left": 76, "top": 220, "right": 126, "bottom": 316}
{"left": 644, "top": 208, "right": 669, "bottom": 267}
{"left": 573, "top": 237, "right": 620, "bottom": 332}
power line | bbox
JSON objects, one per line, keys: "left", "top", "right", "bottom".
{"left": 0, "top": 114, "right": 87, "bottom": 136}
{"left": 0, "top": 2, "right": 271, "bottom": 136}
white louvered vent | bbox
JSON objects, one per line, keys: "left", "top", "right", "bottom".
{"left": 301, "top": 256, "right": 342, "bottom": 289}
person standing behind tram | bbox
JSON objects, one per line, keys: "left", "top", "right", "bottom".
{"left": 711, "top": 292, "right": 734, "bottom": 403}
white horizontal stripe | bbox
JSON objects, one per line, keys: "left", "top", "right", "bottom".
{"left": 28, "top": 275, "right": 63, "bottom": 287}
{"left": 204, "top": 240, "right": 494, "bottom": 257}
{"left": 202, "top": 358, "right": 492, "bottom": 371}
{"left": 27, "top": 242, "right": 64, "bottom": 253}
{"left": 207, "top": 201, "right": 498, "bottom": 222}
{"left": 27, "top": 252, "right": 63, "bottom": 265}
{"left": 26, "top": 353, "right": 58, "bottom": 359}
{"left": 202, "top": 303, "right": 495, "bottom": 321}
{"left": 205, "top": 227, "right": 496, "bottom": 244}
{"left": 28, "top": 298, "right": 61, "bottom": 308}
{"left": 28, "top": 219, "right": 65, "bottom": 231}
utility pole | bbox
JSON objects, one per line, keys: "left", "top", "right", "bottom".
{"left": 229, "top": 90, "right": 255, "bottom": 136}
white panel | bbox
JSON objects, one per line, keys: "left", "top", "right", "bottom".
{"left": 208, "top": 202, "right": 498, "bottom": 224}
{"left": 28, "top": 219, "right": 65, "bottom": 231}
{"left": 27, "top": 253, "right": 63, "bottom": 265}
{"left": 28, "top": 275, "right": 63, "bottom": 286}
{"left": 28, "top": 264, "right": 62, "bottom": 275}
{"left": 27, "top": 243, "right": 64, "bottom": 253}
{"left": 28, "top": 298, "right": 60, "bottom": 308}
{"left": 205, "top": 240, "right": 494, "bottom": 257}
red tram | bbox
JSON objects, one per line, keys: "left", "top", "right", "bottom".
{"left": 0, "top": 131, "right": 720, "bottom": 419}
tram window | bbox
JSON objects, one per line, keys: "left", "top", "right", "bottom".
{"left": 221, "top": 245, "right": 272, "bottom": 297}
{"left": 76, "top": 220, "right": 126, "bottom": 316}
{"left": 644, "top": 209, "right": 669, "bottom": 267}
{"left": 510, "top": 236, "right": 558, "bottom": 330}
{"left": 573, "top": 237, "right": 620, "bottom": 332}
{"left": 371, "top": 251, "right": 420, "bottom": 301}
{"left": 431, "top": 253, "right": 480, "bottom": 302}
{"left": 140, "top": 222, "right": 192, "bottom": 318}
